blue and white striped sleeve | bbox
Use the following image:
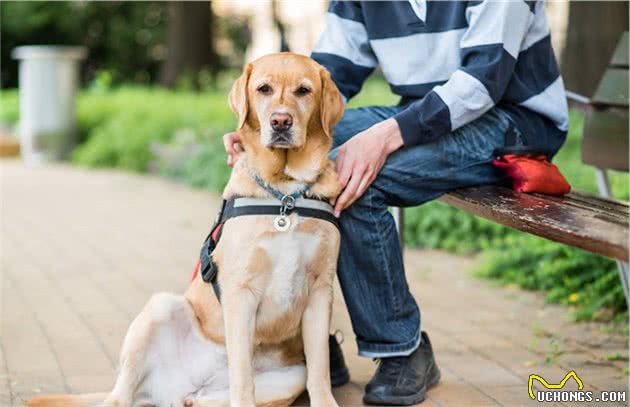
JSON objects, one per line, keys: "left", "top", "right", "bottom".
{"left": 394, "top": 1, "right": 534, "bottom": 147}
{"left": 311, "top": 1, "right": 378, "bottom": 101}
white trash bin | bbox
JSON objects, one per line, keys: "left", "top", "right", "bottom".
{"left": 12, "top": 46, "right": 87, "bottom": 165}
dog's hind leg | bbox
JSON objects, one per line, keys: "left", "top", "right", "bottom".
{"left": 102, "top": 294, "right": 162, "bottom": 407}
{"left": 104, "top": 292, "right": 185, "bottom": 407}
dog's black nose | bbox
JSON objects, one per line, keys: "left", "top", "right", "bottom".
{"left": 270, "top": 112, "right": 293, "bottom": 132}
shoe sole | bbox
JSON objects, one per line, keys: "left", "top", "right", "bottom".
{"left": 362, "top": 365, "right": 441, "bottom": 406}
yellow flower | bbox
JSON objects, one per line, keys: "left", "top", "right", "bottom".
{"left": 569, "top": 293, "right": 579, "bottom": 303}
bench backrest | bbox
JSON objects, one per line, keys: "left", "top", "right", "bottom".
{"left": 581, "top": 32, "right": 629, "bottom": 173}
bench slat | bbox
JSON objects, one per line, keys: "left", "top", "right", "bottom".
{"left": 557, "top": 190, "right": 629, "bottom": 219}
{"left": 582, "top": 108, "right": 629, "bottom": 171}
{"left": 591, "top": 68, "right": 629, "bottom": 108}
{"left": 610, "top": 32, "right": 629, "bottom": 68}
{"left": 440, "top": 186, "right": 629, "bottom": 262}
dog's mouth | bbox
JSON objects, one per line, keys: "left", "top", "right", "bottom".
{"left": 267, "top": 131, "right": 294, "bottom": 148}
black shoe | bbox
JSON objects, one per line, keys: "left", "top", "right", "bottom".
{"left": 363, "top": 332, "right": 441, "bottom": 406}
{"left": 329, "top": 333, "right": 350, "bottom": 387}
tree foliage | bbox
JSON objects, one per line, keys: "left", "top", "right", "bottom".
{"left": 1, "top": 1, "right": 167, "bottom": 87}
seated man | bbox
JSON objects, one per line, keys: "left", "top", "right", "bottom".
{"left": 225, "top": 1, "right": 568, "bottom": 405}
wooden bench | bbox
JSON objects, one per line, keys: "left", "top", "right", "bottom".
{"left": 393, "top": 32, "right": 629, "bottom": 304}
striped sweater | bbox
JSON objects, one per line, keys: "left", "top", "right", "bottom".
{"left": 311, "top": 0, "right": 569, "bottom": 148}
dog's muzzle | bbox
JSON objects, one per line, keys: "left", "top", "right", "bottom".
{"left": 269, "top": 130, "right": 294, "bottom": 147}
{"left": 268, "top": 111, "right": 295, "bottom": 147}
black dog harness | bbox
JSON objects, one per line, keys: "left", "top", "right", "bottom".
{"left": 196, "top": 176, "right": 338, "bottom": 302}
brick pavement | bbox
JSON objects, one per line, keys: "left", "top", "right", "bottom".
{"left": 1, "top": 160, "right": 627, "bottom": 406}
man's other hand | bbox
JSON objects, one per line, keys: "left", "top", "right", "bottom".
{"left": 223, "top": 132, "right": 244, "bottom": 167}
{"left": 334, "top": 118, "right": 404, "bottom": 217}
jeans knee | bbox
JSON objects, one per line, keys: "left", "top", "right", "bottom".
{"left": 343, "top": 184, "right": 387, "bottom": 216}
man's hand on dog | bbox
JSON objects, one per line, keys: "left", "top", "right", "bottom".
{"left": 224, "top": 132, "right": 244, "bottom": 167}
{"left": 334, "top": 118, "right": 403, "bottom": 217}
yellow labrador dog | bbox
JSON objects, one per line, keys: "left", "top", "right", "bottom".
{"left": 27, "top": 53, "right": 344, "bottom": 407}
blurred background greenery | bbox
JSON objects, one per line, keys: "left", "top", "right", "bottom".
{"left": 1, "top": 1, "right": 628, "bottom": 321}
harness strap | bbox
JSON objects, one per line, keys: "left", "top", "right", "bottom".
{"left": 198, "top": 196, "right": 338, "bottom": 303}
{"left": 224, "top": 197, "right": 338, "bottom": 228}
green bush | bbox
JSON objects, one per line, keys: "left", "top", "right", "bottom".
{"left": 1, "top": 80, "right": 627, "bottom": 321}
{"left": 155, "top": 131, "right": 231, "bottom": 193}
{"left": 403, "top": 202, "right": 511, "bottom": 253}
{"left": 0, "top": 89, "right": 18, "bottom": 124}
{"left": 72, "top": 86, "right": 234, "bottom": 171}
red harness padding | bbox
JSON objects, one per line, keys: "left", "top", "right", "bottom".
{"left": 493, "top": 154, "right": 571, "bottom": 195}
{"left": 191, "top": 258, "right": 201, "bottom": 282}
{"left": 190, "top": 223, "right": 223, "bottom": 282}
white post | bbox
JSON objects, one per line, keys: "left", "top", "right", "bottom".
{"left": 12, "top": 46, "right": 87, "bottom": 165}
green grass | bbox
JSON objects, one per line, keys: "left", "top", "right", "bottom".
{"left": 1, "top": 78, "right": 627, "bottom": 321}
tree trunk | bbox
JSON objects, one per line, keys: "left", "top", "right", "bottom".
{"left": 160, "top": 1, "right": 217, "bottom": 88}
{"left": 561, "top": 1, "right": 628, "bottom": 97}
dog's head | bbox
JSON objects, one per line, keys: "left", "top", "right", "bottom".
{"left": 228, "top": 53, "right": 344, "bottom": 151}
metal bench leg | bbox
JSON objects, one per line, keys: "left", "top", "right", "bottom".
{"left": 595, "top": 167, "right": 613, "bottom": 198}
{"left": 594, "top": 168, "right": 630, "bottom": 308}
{"left": 617, "top": 262, "right": 630, "bottom": 308}
{"left": 392, "top": 207, "right": 404, "bottom": 250}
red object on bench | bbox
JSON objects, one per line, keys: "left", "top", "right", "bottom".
{"left": 493, "top": 154, "right": 571, "bottom": 195}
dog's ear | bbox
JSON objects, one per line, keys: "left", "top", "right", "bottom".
{"left": 319, "top": 67, "right": 344, "bottom": 138}
{"left": 229, "top": 63, "right": 253, "bottom": 129}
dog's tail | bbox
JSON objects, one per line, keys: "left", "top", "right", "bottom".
{"left": 24, "top": 392, "right": 108, "bottom": 407}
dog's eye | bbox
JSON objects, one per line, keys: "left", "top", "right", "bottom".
{"left": 257, "top": 84, "right": 272, "bottom": 95}
{"left": 295, "top": 86, "right": 311, "bottom": 96}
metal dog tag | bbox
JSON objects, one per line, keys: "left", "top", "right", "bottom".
{"left": 273, "top": 215, "right": 291, "bottom": 231}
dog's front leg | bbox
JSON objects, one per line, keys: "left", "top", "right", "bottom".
{"left": 302, "top": 278, "right": 339, "bottom": 407}
{"left": 223, "top": 288, "right": 260, "bottom": 407}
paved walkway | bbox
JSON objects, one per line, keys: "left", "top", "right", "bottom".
{"left": 1, "top": 160, "right": 627, "bottom": 407}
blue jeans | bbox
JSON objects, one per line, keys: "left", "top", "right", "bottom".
{"left": 331, "top": 105, "right": 559, "bottom": 358}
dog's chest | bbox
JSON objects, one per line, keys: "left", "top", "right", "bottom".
{"left": 258, "top": 230, "right": 320, "bottom": 311}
